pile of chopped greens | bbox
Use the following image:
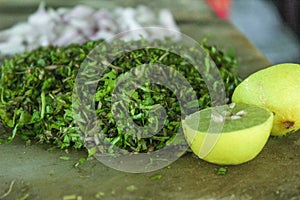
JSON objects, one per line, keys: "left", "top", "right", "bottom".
{"left": 0, "top": 39, "right": 241, "bottom": 152}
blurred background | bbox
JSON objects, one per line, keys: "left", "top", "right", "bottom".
{"left": 230, "top": 0, "right": 300, "bottom": 64}
{"left": 0, "top": 0, "right": 299, "bottom": 64}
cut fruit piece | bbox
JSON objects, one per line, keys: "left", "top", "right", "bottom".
{"left": 182, "top": 103, "right": 273, "bottom": 165}
{"left": 232, "top": 63, "right": 300, "bottom": 136}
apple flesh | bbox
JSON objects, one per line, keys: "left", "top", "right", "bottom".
{"left": 232, "top": 63, "right": 300, "bottom": 136}
{"left": 182, "top": 104, "right": 273, "bottom": 165}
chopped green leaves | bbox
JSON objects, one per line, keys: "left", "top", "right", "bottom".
{"left": 216, "top": 167, "right": 228, "bottom": 175}
{"left": 0, "top": 39, "right": 241, "bottom": 153}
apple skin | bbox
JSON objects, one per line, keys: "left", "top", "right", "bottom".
{"left": 232, "top": 63, "right": 300, "bottom": 136}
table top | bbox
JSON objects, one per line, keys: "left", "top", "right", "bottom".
{"left": 1, "top": 1, "right": 299, "bottom": 200}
